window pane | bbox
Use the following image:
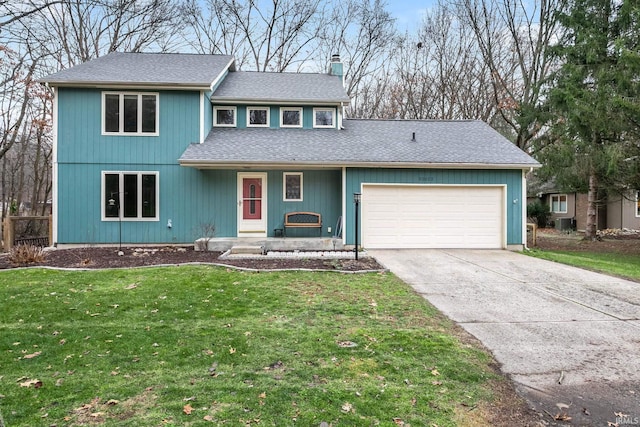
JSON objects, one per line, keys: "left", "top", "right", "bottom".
{"left": 282, "top": 110, "right": 300, "bottom": 126}
{"left": 141, "top": 174, "right": 156, "bottom": 218}
{"left": 123, "top": 95, "right": 138, "bottom": 132}
{"left": 560, "top": 196, "right": 567, "bottom": 212}
{"left": 636, "top": 191, "right": 640, "bottom": 216}
{"left": 105, "top": 174, "right": 120, "bottom": 218}
{"left": 216, "top": 109, "right": 234, "bottom": 125}
{"left": 249, "top": 109, "right": 267, "bottom": 125}
{"left": 105, "top": 95, "right": 120, "bottom": 133}
{"left": 315, "top": 110, "right": 333, "bottom": 126}
{"left": 123, "top": 174, "right": 138, "bottom": 217}
{"left": 285, "top": 174, "right": 301, "bottom": 200}
{"left": 141, "top": 95, "right": 156, "bottom": 133}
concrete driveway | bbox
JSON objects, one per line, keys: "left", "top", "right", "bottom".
{"left": 370, "top": 249, "right": 640, "bottom": 426}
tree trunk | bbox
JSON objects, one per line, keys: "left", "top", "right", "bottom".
{"left": 585, "top": 173, "right": 598, "bottom": 240}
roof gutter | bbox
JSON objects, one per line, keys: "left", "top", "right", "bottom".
{"left": 39, "top": 82, "right": 215, "bottom": 91}
{"left": 178, "top": 159, "right": 542, "bottom": 170}
{"left": 209, "top": 97, "right": 351, "bottom": 105}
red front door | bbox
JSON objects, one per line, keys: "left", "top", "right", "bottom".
{"left": 242, "top": 178, "right": 262, "bottom": 220}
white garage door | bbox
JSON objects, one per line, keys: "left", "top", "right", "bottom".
{"left": 362, "top": 185, "right": 504, "bottom": 249}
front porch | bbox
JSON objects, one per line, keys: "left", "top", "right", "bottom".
{"left": 195, "top": 236, "right": 346, "bottom": 252}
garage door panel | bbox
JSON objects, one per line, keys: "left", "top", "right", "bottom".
{"left": 362, "top": 185, "right": 503, "bottom": 249}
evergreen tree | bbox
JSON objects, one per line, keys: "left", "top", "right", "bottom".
{"left": 540, "top": 0, "right": 640, "bottom": 238}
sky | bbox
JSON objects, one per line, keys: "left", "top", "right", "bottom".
{"left": 386, "top": 0, "right": 436, "bottom": 31}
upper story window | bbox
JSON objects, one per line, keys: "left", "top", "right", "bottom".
{"left": 550, "top": 194, "right": 567, "bottom": 213}
{"left": 214, "top": 106, "right": 237, "bottom": 127}
{"left": 247, "top": 107, "right": 269, "bottom": 127}
{"left": 636, "top": 190, "right": 640, "bottom": 217}
{"left": 313, "top": 108, "right": 335, "bottom": 128}
{"left": 280, "top": 107, "right": 303, "bottom": 128}
{"left": 103, "top": 92, "right": 158, "bottom": 135}
{"left": 102, "top": 171, "right": 159, "bottom": 221}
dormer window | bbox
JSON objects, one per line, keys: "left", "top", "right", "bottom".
{"left": 280, "top": 107, "right": 303, "bottom": 128}
{"left": 214, "top": 106, "right": 236, "bottom": 127}
{"left": 247, "top": 107, "right": 269, "bottom": 127}
{"left": 313, "top": 108, "right": 335, "bottom": 128}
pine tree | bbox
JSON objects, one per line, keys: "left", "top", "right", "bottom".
{"left": 541, "top": 0, "right": 640, "bottom": 238}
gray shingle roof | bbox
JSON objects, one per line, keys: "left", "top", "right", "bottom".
{"left": 180, "top": 119, "right": 540, "bottom": 167}
{"left": 40, "top": 52, "right": 235, "bottom": 87}
{"left": 211, "top": 71, "right": 350, "bottom": 104}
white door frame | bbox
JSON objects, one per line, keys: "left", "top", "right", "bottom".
{"left": 237, "top": 172, "right": 268, "bottom": 237}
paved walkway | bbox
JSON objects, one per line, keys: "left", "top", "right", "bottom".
{"left": 370, "top": 249, "right": 640, "bottom": 426}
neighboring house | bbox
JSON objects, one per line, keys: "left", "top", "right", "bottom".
{"left": 40, "top": 52, "right": 539, "bottom": 250}
{"left": 528, "top": 181, "right": 639, "bottom": 231}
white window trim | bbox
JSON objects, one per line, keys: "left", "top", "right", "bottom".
{"left": 283, "top": 172, "right": 303, "bottom": 201}
{"left": 247, "top": 106, "right": 270, "bottom": 128}
{"left": 101, "top": 92, "right": 159, "bottom": 136}
{"left": 313, "top": 107, "right": 336, "bottom": 128}
{"left": 213, "top": 106, "right": 237, "bottom": 127}
{"left": 550, "top": 194, "right": 568, "bottom": 214}
{"left": 635, "top": 190, "right": 640, "bottom": 217}
{"left": 101, "top": 171, "right": 160, "bottom": 221}
{"left": 280, "top": 107, "right": 303, "bottom": 128}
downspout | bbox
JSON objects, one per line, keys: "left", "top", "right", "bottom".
{"left": 51, "top": 84, "right": 59, "bottom": 246}
{"left": 522, "top": 168, "right": 531, "bottom": 250}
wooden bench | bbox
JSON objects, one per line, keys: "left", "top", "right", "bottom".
{"left": 284, "top": 212, "right": 322, "bottom": 236}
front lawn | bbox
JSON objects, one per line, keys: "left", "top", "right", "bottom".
{"left": 0, "top": 266, "right": 498, "bottom": 426}
{"left": 526, "top": 250, "right": 640, "bottom": 282}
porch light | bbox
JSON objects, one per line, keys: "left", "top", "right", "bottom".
{"left": 353, "top": 193, "right": 361, "bottom": 260}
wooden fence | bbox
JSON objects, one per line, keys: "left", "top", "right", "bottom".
{"left": 2, "top": 215, "right": 52, "bottom": 251}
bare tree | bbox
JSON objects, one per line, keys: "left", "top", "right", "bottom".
{"left": 17, "top": 0, "right": 185, "bottom": 68}
{"left": 0, "top": 0, "right": 62, "bottom": 27}
{"left": 454, "top": 0, "right": 563, "bottom": 150}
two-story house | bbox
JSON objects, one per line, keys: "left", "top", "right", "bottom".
{"left": 41, "top": 52, "right": 539, "bottom": 250}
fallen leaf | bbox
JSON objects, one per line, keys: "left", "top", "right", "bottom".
{"left": 431, "top": 368, "right": 440, "bottom": 376}
{"left": 341, "top": 402, "right": 353, "bottom": 413}
{"left": 229, "top": 347, "right": 236, "bottom": 354}
{"left": 393, "top": 418, "right": 405, "bottom": 425}
{"left": 204, "top": 415, "right": 213, "bottom": 421}
{"left": 183, "top": 404, "right": 193, "bottom": 415}
{"left": 431, "top": 380, "right": 442, "bottom": 386}
{"left": 124, "top": 283, "right": 138, "bottom": 290}
{"left": 258, "top": 392, "right": 266, "bottom": 399}
{"left": 106, "top": 399, "right": 119, "bottom": 405}
{"left": 23, "top": 351, "right": 42, "bottom": 359}
{"left": 554, "top": 413, "right": 572, "bottom": 421}
{"left": 90, "top": 412, "right": 105, "bottom": 418}
{"left": 19, "top": 378, "right": 42, "bottom": 388}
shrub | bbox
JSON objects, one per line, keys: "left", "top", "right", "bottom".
{"left": 8, "top": 244, "right": 47, "bottom": 265}
{"left": 527, "top": 200, "right": 552, "bottom": 227}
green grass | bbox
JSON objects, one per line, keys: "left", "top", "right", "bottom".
{"left": 0, "top": 266, "right": 497, "bottom": 426}
{"left": 526, "top": 250, "right": 640, "bottom": 281}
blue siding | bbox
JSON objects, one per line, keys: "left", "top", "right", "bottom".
{"left": 267, "top": 170, "right": 341, "bottom": 237}
{"left": 57, "top": 88, "right": 200, "bottom": 164}
{"left": 345, "top": 168, "right": 524, "bottom": 246}
{"left": 57, "top": 163, "right": 340, "bottom": 243}
{"left": 211, "top": 104, "right": 338, "bottom": 129}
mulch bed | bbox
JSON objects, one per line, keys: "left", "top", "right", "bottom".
{"left": 0, "top": 246, "right": 384, "bottom": 272}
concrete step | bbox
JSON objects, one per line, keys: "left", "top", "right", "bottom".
{"left": 230, "top": 245, "right": 264, "bottom": 255}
